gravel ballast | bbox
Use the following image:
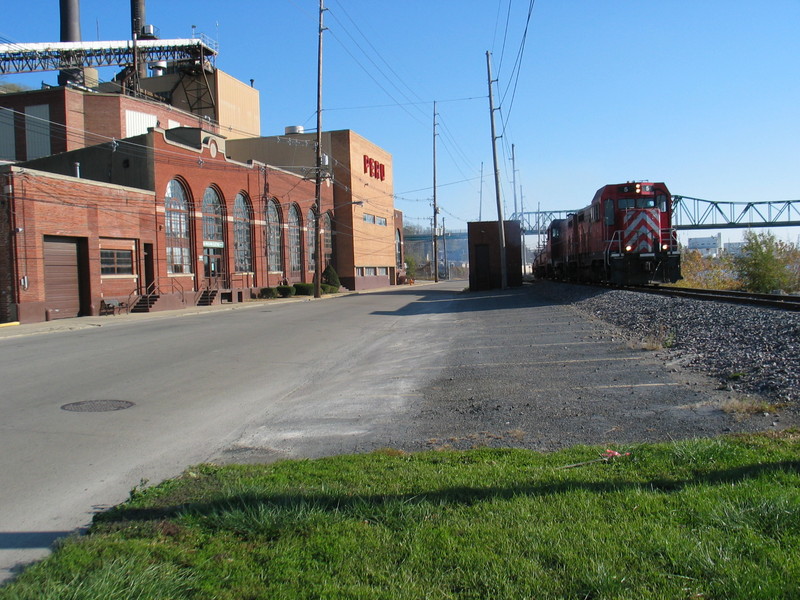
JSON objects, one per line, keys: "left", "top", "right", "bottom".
{"left": 553, "top": 282, "right": 800, "bottom": 406}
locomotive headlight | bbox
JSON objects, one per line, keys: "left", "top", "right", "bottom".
{"left": 661, "top": 243, "right": 669, "bottom": 250}
{"left": 625, "top": 245, "right": 633, "bottom": 252}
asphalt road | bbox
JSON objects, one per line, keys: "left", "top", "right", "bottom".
{"left": 0, "top": 280, "right": 779, "bottom": 583}
{"left": 0, "top": 283, "right": 457, "bottom": 581}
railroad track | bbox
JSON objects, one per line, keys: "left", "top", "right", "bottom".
{"left": 627, "top": 285, "right": 800, "bottom": 311}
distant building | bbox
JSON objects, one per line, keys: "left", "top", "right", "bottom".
{"left": 687, "top": 233, "right": 722, "bottom": 257}
{"left": 724, "top": 242, "right": 746, "bottom": 256}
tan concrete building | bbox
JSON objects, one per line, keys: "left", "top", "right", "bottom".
{"left": 227, "top": 129, "right": 404, "bottom": 290}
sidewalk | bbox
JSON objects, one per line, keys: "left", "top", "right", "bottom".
{"left": 0, "top": 282, "right": 438, "bottom": 340}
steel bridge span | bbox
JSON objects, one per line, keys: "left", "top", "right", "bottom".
{"left": 511, "top": 195, "right": 800, "bottom": 235}
{"left": 406, "top": 196, "right": 800, "bottom": 243}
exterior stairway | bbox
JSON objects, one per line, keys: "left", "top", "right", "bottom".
{"left": 130, "top": 294, "right": 160, "bottom": 313}
{"left": 196, "top": 289, "right": 218, "bottom": 306}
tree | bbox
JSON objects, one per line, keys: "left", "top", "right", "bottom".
{"left": 404, "top": 255, "right": 417, "bottom": 280}
{"left": 0, "top": 80, "right": 32, "bottom": 93}
{"left": 734, "top": 231, "right": 795, "bottom": 293}
{"left": 677, "top": 249, "right": 738, "bottom": 290}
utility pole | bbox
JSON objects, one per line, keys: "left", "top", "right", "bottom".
{"left": 442, "top": 217, "right": 449, "bottom": 280}
{"left": 478, "top": 161, "right": 484, "bottom": 221}
{"left": 511, "top": 144, "right": 518, "bottom": 220}
{"left": 313, "top": 0, "right": 326, "bottom": 299}
{"left": 432, "top": 101, "right": 439, "bottom": 283}
{"left": 520, "top": 185, "right": 527, "bottom": 274}
{"left": 486, "top": 51, "right": 507, "bottom": 289}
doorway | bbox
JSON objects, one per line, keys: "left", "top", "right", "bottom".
{"left": 203, "top": 246, "right": 225, "bottom": 288}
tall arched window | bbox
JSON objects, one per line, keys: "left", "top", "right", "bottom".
{"left": 201, "top": 187, "right": 225, "bottom": 281}
{"left": 202, "top": 187, "right": 224, "bottom": 243}
{"left": 323, "top": 212, "right": 333, "bottom": 267}
{"left": 233, "top": 192, "right": 252, "bottom": 272}
{"left": 306, "top": 208, "right": 317, "bottom": 272}
{"left": 288, "top": 205, "right": 302, "bottom": 273}
{"left": 165, "top": 179, "right": 191, "bottom": 274}
{"left": 266, "top": 199, "right": 282, "bottom": 272}
{"left": 396, "top": 228, "right": 403, "bottom": 268}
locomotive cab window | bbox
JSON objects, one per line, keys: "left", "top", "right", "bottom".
{"left": 604, "top": 200, "right": 614, "bottom": 225}
{"left": 619, "top": 197, "right": 656, "bottom": 209}
{"left": 657, "top": 194, "right": 668, "bottom": 211}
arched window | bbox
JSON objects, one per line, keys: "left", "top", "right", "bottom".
{"left": 306, "top": 208, "right": 317, "bottom": 272}
{"left": 201, "top": 187, "right": 225, "bottom": 280}
{"left": 396, "top": 228, "right": 403, "bottom": 268}
{"left": 266, "top": 199, "right": 282, "bottom": 272}
{"left": 233, "top": 192, "right": 252, "bottom": 272}
{"left": 165, "top": 179, "right": 191, "bottom": 274}
{"left": 323, "top": 212, "right": 333, "bottom": 267}
{"left": 288, "top": 204, "right": 301, "bottom": 273}
{"left": 202, "top": 187, "right": 224, "bottom": 243}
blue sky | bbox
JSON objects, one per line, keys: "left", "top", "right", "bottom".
{"left": 3, "top": 1, "right": 799, "bottom": 244}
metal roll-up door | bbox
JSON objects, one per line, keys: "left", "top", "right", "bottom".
{"left": 44, "top": 236, "right": 81, "bottom": 319}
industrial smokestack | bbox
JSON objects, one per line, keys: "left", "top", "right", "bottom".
{"left": 58, "top": 0, "right": 83, "bottom": 85}
{"left": 59, "top": 0, "right": 81, "bottom": 42}
{"left": 131, "top": 0, "right": 146, "bottom": 38}
{"left": 131, "top": 0, "right": 149, "bottom": 78}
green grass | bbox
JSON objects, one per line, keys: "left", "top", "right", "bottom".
{"left": 3, "top": 432, "right": 799, "bottom": 599}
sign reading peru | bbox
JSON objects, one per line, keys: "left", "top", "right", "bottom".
{"left": 363, "top": 155, "right": 386, "bottom": 181}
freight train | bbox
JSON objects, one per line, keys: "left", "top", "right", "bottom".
{"left": 533, "top": 182, "right": 681, "bottom": 285}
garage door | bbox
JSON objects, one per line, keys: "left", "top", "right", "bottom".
{"left": 44, "top": 236, "right": 82, "bottom": 319}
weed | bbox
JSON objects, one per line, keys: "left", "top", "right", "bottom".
{"left": 721, "top": 397, "right": 779, "bottom": 415}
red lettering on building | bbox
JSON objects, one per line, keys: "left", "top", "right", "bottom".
{"left": 363, "top": 154, "right": 386, "bottom": 181}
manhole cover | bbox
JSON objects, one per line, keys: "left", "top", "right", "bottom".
{"left": 61, "top": 400, "right": 135, "bottom": 412}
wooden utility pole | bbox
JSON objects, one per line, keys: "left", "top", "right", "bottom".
{"left": 313, "top": 0, "right": 326, "bottom": 298}
{"left": 520, "top": 185, "right": 527, "bottom": 274}
{"left": 486, "top": 51, "right": 507, "bottom": 289}
{"left": 432, "top": 101, "right": 439, "bottom": 283}
{"left": 511, "top": 144, "right": 518, "bottom": 219}
{"left": 442, "top": 217, "right": 449, "bottom": 280}
{"left": 478, "top": 161, "right": 484, "bottom": 221}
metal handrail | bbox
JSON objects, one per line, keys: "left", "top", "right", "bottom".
{"left": 126, "top": 277, "right": 187, "bottom": 310}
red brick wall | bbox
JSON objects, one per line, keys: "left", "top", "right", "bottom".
{"left": 0, "top": 171, "right": 13, "bottom": 322}
{"left": 0, "top": 88, "right": 72, "bottom": 160}
{"left": 7, "top": 168, "right": 156, "bottom": 322}
{"left": 152, "top": 133, "right": 333, "bottom": 295}
{"left": 3, "top": 129, "right": 334, "bottom": 323}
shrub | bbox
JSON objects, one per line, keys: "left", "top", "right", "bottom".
{"left": 734, "top": 231, "right": 796, "bottom": 293}
{"left": 293, "top": 282, "right": 314, "bottom": 296}
{"left": 321, "top": 283, "right": 339, "bottom": 294}
{"left": 276, "top": 285, "right": 295, "bottom": 298}
{"left": 258, "top": 287, "right": 278, "bottom": 299}
{"left": 404, "top": 255, "right": 418, "bottom": 280}
{"left": 322, "top": 264, "right": 341, "bottom": 288}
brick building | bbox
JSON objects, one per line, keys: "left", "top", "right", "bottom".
{"left": 0, "top": 69, "right": 259, "bottom": 163}
{"left": 227, "top": 129, "right": 404, "bottom": 290}
{"left": 0, "top": 127, "right": 332, "bottom": 323}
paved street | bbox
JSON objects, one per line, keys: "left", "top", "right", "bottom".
{"left": 0, "top": 280, "right": 773, "bottom": 582}
{"left": 0, "top": 282, "right": 461, "bottom": 581}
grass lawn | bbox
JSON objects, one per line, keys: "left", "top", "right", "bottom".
{"left": 2, "top": 432, "right": 799, "bottom": 599}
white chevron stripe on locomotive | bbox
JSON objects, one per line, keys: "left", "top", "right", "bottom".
{"left": 623, "top": 209, "right": 660, "bottom": 253}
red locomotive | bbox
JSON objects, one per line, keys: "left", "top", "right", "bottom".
{"left": 534, "top": 182, "right": 681, "bottom": 285}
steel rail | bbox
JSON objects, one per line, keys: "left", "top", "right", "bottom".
{"left": 625, "top": 285, "right": 800, "bottom": 311}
